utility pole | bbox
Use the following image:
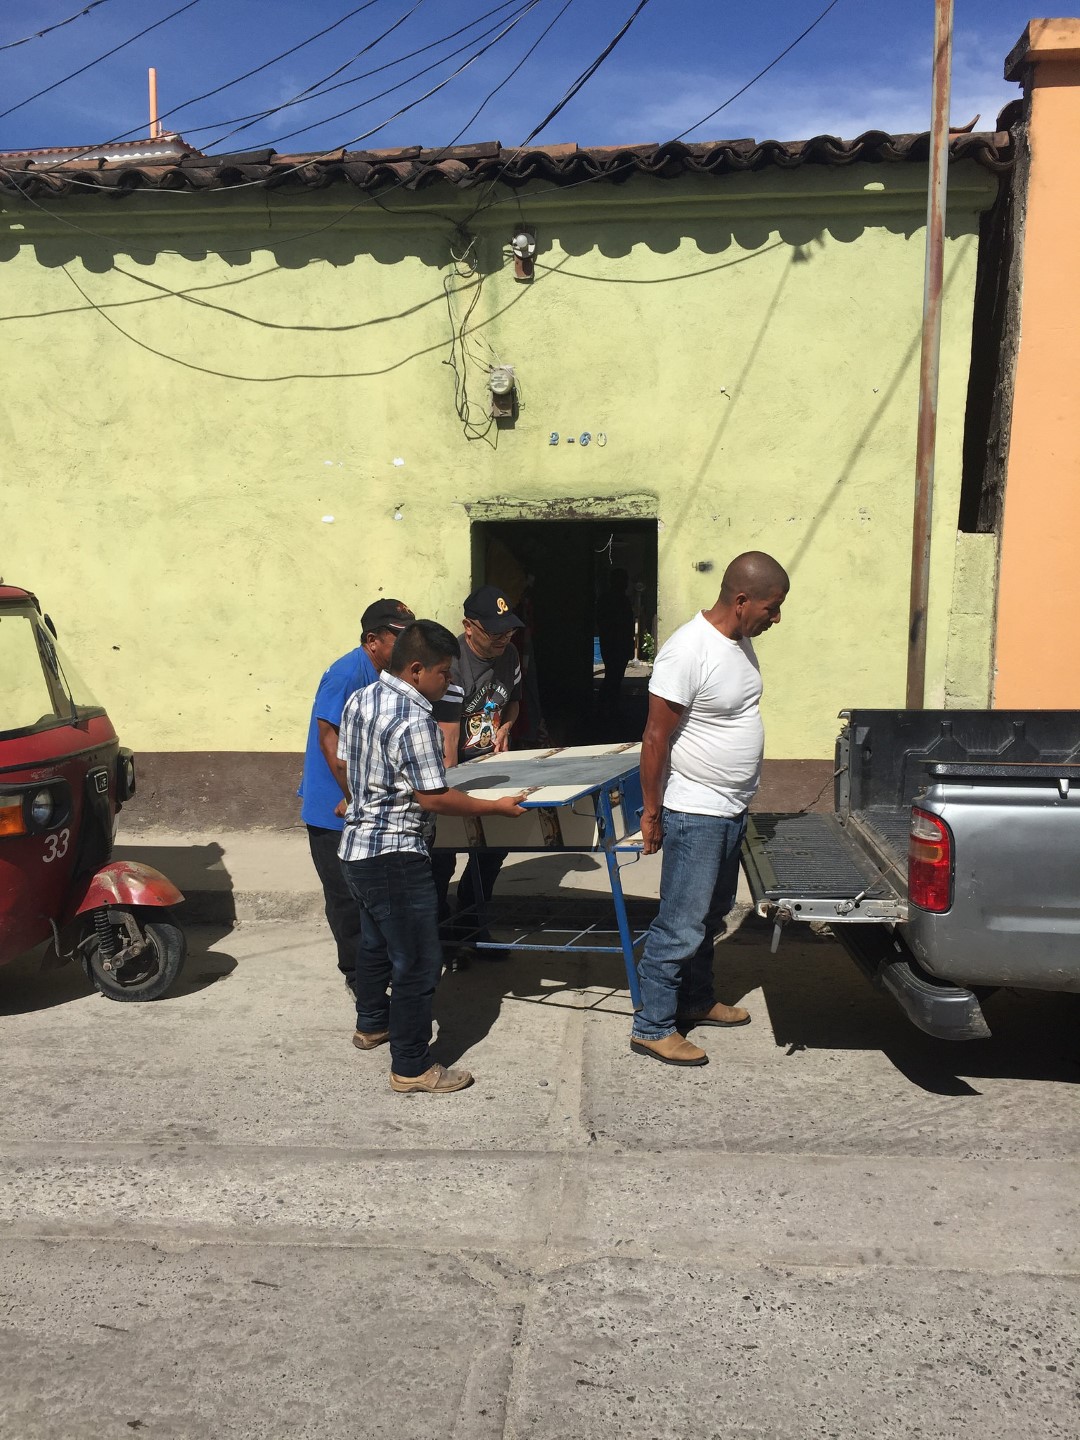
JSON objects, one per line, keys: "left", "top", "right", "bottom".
{"left": 148, "top": 67, "right": 161, "bottom": 139}
{"left": 906, "top": 0, "right": 954, "bottom": 707}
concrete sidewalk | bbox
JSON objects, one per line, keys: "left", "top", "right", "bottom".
{"left": 113, "top": 822, "right": 754, "bottom": 925}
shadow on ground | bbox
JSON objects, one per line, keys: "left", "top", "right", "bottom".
{"left": 717, "top": 922, "right": 1080, "bottom": 1092}
{"left": 432, "top": 914, "right": 1080, "bottom": 1094}
{"left": 0, "top": 927, "right": 238, "bottom": 1015}
{"left": 112, "top": 840, "right": 238, "bottom": 927}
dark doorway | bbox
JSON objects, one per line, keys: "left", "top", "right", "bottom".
{"left": 471, "top": 519, "right": 658, "bottom": 746}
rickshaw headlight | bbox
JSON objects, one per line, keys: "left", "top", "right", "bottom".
{"left": 116, "top": 750, "right": 136, "bottom": 801}
{"left": 30, "top": 790, "right": 54, "bottom": 827}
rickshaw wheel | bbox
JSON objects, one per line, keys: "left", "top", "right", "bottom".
{"left": 83, "top": 910, "right": 187, "bottom": 1002}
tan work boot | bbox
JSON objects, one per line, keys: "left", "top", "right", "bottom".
{"left": 677, "top": 1002, "right": 751, "bottom": 1029}
{"left": 353, "top": 1029, "right": 390, "bottom": 1050}
{"left": 390, "top": 1063, "right": 474, "bottom": 1094}
{"left": 630, "top": 1032, "right": 708, "bottom": 1066}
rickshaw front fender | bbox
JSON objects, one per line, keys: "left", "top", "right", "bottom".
{"left": 72, "top": 861, "right": 185, "bottom": 916}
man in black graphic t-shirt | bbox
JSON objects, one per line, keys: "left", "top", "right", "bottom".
{"left": 431, "top": 586, "right": 524, "bottom": 964}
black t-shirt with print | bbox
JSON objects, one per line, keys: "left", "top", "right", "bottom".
{"left": 432, "top": 638, "right": 522, "bottom": 762}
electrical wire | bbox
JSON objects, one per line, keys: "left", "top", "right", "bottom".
{"left": 667, "top": 0, "right": 844, "bottom": 142}
{"left": 512, "top": 0, "right": 651, "bottom": 151}
{"left": 199, "top": 0, "right": 430, "bottom": 153}
{"left": 192, "top": 0, "right": 521, "bottom": 148}
{"left": 15, "top": 0, "right": 523, "bottom": 169}
{"left": 218, "top": 0, "right": 564, "bottom": 218}
{"left": 442, "top": 235, "right": 493, "bottom": 440}
{"left": 1, "top": 0, "right": 849, "bottom": 377}
{"left": 0, "top": 1, "right": 113, "bottom": 53}
{"left": 460, "top": 0, "right": 652, "bottom": 224}
{"left": 55, "top": 256, "right": 482, "bottom": 381}
{"left": 15, "top": 6, "right": 579, "bottom": 379}
{"left": 116, "top": 0, "right": 389, "bottom": 153}
{"left": 448, "top": 0, "right": 848, "bottom": 220}
{"left": 0, "top": 152, "right": 416, "bottom": 256}
{"left": 226, "top": 0, "right": 545, "bottom": 154}
{"left": 6, "top": 0, "right": 392, "bottom": 166}
{"left": 46, "top": 215, "right": 565, "bottom": 382}
{"left": 0, "top": 1, "right": 553, "bottom": 263}
{"left": 0, "top": 0, "right": 203, "bottom": 122}
{"left": 69, "top": 257, "right": 451, "bottom": 331}
{"left": 4, "top": 0, "right": 621, "bottom": 210}
{"left": 436, "top": 0, "right": 578, "bottom": 440}
{"left": 374, "top": 0, "right": 574, "bottom": 180}
{"left": 0, "top": 0, "right": 849, "bottom": 246}
{"left": 4, "top": 0, "right": 542, "bottom": 196}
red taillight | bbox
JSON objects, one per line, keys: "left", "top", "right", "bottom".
{"left": 908, "top": 807, "right": 953, "bottom": 912}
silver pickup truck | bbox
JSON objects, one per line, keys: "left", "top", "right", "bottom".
{"left": 741, "top": 710, "right": 1080, "bottom": 1040}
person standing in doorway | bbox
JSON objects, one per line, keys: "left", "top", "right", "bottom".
{"left": 299, "top": 599, "right": 415, "bottom": 1000}
{"left": 631, "top": 552, "right": 790, "bottom": 1066}
{"left": 596, "top": 567, "right": 636, "bottom": 715}
{"left": 430, "top": 585, "right": 524, "bottom": 964}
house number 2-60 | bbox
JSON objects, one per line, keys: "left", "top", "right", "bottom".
{"left": 42, "top": 829, "right": 70, "bottom": 863}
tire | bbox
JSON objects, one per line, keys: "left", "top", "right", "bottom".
{"left": 83, "top": 909, "right": 187, "bottom": 1002}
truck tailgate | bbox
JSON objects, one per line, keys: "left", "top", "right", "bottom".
{"left": 743, "top": 813, "right": 905, "bottom": 923}
{"left": 742, "top": 812, "right": 990, "bottom": 1040}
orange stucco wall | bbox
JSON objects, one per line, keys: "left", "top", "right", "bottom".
{"left": 994, "top": 22, "right": 1080, "bottom": 706}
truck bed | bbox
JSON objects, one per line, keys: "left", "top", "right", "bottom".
{"left": 852, "top": 808, "right": 910, "bottom": 867}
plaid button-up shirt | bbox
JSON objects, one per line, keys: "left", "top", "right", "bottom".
{"left": 336, "top": 672, "right": 447, "bottom": 861}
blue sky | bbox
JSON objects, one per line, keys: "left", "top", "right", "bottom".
{"left": 0, "top": 0, "right": 1036, "bottom": 156}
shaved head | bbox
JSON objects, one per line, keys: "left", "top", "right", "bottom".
{"left": 719, "top": 551, "right": 790, "bottom": 604}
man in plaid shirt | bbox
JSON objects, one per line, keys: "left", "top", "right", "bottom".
{"left": 338, "top": 620, "right": 527, "bottom": 1094}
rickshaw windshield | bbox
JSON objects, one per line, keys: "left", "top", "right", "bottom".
{"left": 0, "top": 608, "right": 102, "bottom": 740}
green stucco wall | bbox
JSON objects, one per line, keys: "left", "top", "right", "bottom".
{"left": 944, "top": 531, "right": 998, "bottom": 707}
{"left": 0, "top": 162, "right": 998, "bottom": 758}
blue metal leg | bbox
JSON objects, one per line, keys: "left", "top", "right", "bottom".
{"left": 597, "top": 791, "right": 642, "bottom": 1011}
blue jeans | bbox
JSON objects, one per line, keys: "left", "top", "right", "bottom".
{"left": 632, "top": 808, "right": 747, "bottom": 1041}
{"left": 307, "top": 825, "right": 362, "bottom": 995}
{"left": 341, "top": 851, "right": 444, "bottom": 1078}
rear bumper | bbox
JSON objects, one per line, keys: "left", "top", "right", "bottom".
{"left": 834, "top": 926, "right": 990, "bottom": 1041}
{"left": 878, "top": 955, "right": 990, "bottom": 1041}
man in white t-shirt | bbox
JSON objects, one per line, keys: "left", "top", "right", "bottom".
{"left": 631, "top": 552, "right": 790, "bottom": 1067}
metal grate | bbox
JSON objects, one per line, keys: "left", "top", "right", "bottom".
{"left": 443, "top": 909, "right": 650, "bottom": 956}
{"left": 750, "top": 813, "right": 881, "bottom": 897}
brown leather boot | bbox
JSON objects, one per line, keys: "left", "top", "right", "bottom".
{"left": 390, "top": 1063, "right": 474, "bottom": 1094}
{"left": 677, "top": 1002, "right": 751, "bottom": 1029}
{"left": 630, "top": 1032, "right": 708, "bottom": 1066}
{"left": 353, "top": 1029, "right": 390, "bottom": 1050}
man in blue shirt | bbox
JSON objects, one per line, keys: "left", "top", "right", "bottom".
{"left": 299, "top": 598, "right": 414, "bottom": 997}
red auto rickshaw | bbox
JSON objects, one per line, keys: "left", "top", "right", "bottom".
{"left": 0, "top": 585, "right": 186, "bottom": 999}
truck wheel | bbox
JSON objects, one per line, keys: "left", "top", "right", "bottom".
{"left": 83, "top": 910, "right": 187, "bottom": 1002}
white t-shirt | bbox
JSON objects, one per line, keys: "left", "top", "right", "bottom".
{"left": 648, "top": 611, "right": 764, "bottom": 817}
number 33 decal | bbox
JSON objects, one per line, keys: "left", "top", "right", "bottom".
{"left": 43, "top": 829, "right": 70, "bottom": 863}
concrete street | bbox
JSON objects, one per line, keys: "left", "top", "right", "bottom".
{"left": 1, "top": 854, "right": 1078, "bottom": 1438}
